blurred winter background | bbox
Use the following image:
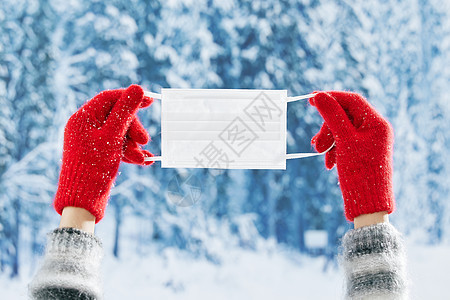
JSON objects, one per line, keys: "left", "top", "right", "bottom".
{"left": 1, "top": 0, "right": 449, "bottom": 299}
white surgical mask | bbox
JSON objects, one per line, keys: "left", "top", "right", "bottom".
{"left": 143, "top": 89, "right": 333, "bottom": 169}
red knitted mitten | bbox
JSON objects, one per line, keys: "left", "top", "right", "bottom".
{"left": 310, "top": 91, "right": 395, "bottom": 221}
{"left": 54, "top": 84, "right": 154, "bottom": 223}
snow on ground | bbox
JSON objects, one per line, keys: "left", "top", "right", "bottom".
{"left": 101, "top": 246, "right": 343, "bottom": 300}
{"left": 1, "top": 239, "right": 449, "bottom": 300}
{"left": 407, "top": 243, "right": 450, "bottom": 300}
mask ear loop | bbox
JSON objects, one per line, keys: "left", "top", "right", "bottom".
{"left": 285, "top": 93, "right": 336, "bottom": 160}
{"left": 286, "top": 142, "right": 335, "bottom": 159}
{"left": 144, "top": 91, "right": 162, "bottom": 99}
{"left": 143, "top": 91, "right": 162, "bottom": 162}
{"left": 286, "top": 93, "right": 317, "bottom": 102}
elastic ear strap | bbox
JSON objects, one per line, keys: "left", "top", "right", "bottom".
{"left": 286, "top": 93, "right": 316, "bottom": 102}
{"left": 144, "top": 156, "right": 162, "bottom": 162}
{"left": 144, "top": 91, "right": 162, "bottom": 99}
{"left": 286, "top": 92, "right": 333, "bottom": 160}
{"left": 142, "top": 90, "right": 162, "bottom": 162}
{"left": 286, "top": 142, "right": 335, "bottom": 160}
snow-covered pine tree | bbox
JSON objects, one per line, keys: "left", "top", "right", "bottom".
{"left": 0, "top": 0, "right": 57, "bottom": 277}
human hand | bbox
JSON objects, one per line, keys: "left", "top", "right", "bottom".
{"left": 310, "top": 91, "right": 395, "bottom": 221}
{"left": 54, "top": 84, "right": 154, "bottom": 223}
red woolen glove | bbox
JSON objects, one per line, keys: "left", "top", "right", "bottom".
{"left": 54, "top": 84, "right": 154, "bottom": 223}
{"left": 310, "top": 91, "right": 395, "bottom": 221}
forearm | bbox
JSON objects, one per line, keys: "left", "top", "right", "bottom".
{"left": 59, "top": 206, "right": 96, "bottom": 233}
{"left": 29, "top": 85, "right": 149, "bottom": 299}
{"left": 354, "top": 211, "right": 389, "bottom": 229}
{"left": 28, "top": 227, "right": 103, "bottom": 300}
{"left": 341, "top": 222, "right": 408, "bottom": 299}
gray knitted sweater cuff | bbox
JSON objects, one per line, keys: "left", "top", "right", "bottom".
{"left": 28, "top": 227, "right": 103, "bottom": 300}
{"left": 341, "top": 223, "right": 408, "bottom": 300}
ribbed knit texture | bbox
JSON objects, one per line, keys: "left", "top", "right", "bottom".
{"left": 341, "top": 223, "right": 408, "bottom": 299}
{"left": 28, "top": 228, "right": 104, "bottom": 300}
{"left": 30, "top": 224, "right": 407, "bottom": 299}
{"left": 310, "top": 91, "right": 395, "bottom": 221}
{"left": 53, "top": 85, "right": 154, "bottom": 223}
